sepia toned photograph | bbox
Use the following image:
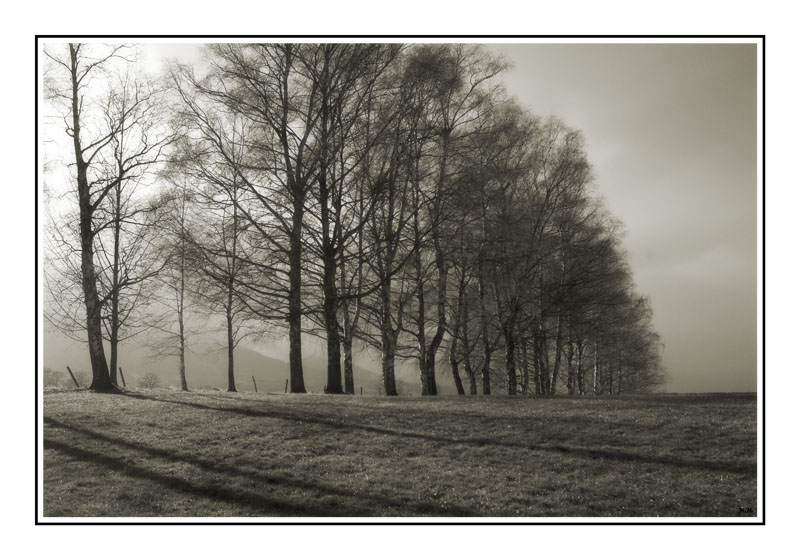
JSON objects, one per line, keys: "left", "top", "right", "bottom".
{"left": 37, "top": 37, "right": 762, "bottom": 521}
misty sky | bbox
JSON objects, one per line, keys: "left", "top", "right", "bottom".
{"left": 487, "top": 43, "right": 757, "bottom": 392}
{"left": 45, "top": 41, "right": 759, "bottom": 393}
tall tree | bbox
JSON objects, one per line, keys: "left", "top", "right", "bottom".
{"left": 173, "top": 44, "right": 331, "bottom": 393}
{"left": 147, "top": 177, "right": 198, "bottom": 391}
{"left": 404, "top": 44, "right": 507, "bottom": 396}
{"left": 298, "top": 44, "right": 402, "bottom": 394}
{"left": 44, "top": 44, "right": 172, "bottom": 390}
{"left": 181, "top": 119, "right": 253, "bottom": 392}
{"left": 94, "top": 73, "right": 175, "bottom": 384}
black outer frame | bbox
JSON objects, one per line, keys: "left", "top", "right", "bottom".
{"left": 34, "top": 34, "right": 766, "bottom": 526}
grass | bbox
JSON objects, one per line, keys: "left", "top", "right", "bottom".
{"left": 42, "top": 389, "right": 757, "bottom": 518}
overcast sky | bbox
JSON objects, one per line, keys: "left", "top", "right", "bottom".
{"left": 47, "top": 40, "right": 759, "bottom": 393}
{"left": 487, "top": 43, "right": 757, "bottom": 392}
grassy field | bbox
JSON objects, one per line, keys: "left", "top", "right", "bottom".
{"left": 42, "top": 389, "right": 757, "bottom": 518}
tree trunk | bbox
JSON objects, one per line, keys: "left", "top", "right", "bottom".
{"left": 566, "top": 339, "right": 575, "bottom": 396}
{"left": 178, "top": 295, "right": 188, "bottom": 392}
{"left": 338, "top": 232, "right": 357, "bottom": 395}
{"left": 179, "top": 329, "right": 188, "bottom": 391}
{"left": 415, "top": 257, "right": 428, "bottom": 396}
{"left": 380, "top": 281, "right": 398, "bottom": 396}
{"left": 549, "top": 314, "right": 564, "bottom": 395}
{"left": 109, "top": 186, "right": 121, "bottom": 386}
{"left": 520, "top": 338, "right": 530, "bottom": 395}
{"left": 288, "top": 197, "right": 306, "bottom": 393}
{"left": 318, "top": 91, "right": 343, "bottom": 395}
{"left": 412, "top": 201, "right": 429, "bottom": 396}
{"left": 450, "top": 356, "right": 465, "bottom": 396}
{"left": 458, "top": 281, "right": 477, "bottom": 396}
{"left": 322, "top": 264, "right": 343, "bottom": 394}
{"left": 227, "top": 187, "right": 238, "bottom": 392}
{"left": 464, "top": 358, "right": 477, "bottom": 395}
{"left": 503, "top": 322, "right": 517, "bottom": 395}
{"left": 532, "top": 328, "right": 542, "bottom": 395}
{"left": 593, "top": 339, "right": 599, "bottom": 396}
{"left": 226, "top": 305, "right": 236, "bottom": 392}
{"left": 420, "top": 133, "right": 451, "bottom": 397}
{"left": 449, "top": 335, "right": 465, "bottom": 396}
{"left": 417, "top": 347, "right": 428, "bottom": 396}
{"left": 70, "top": 45, "right": 111, "bottom": 391}
{"left": 576, "top": 339, "right": 585, "bottom": 396}
{"left": 423, "top": 241, "right": 447, "bottom": 396}
{"left": 178, "top": 211, "right": 189, "bottom": 392}
{"left": 478, "top": 268, "right": 491, "bottom": 395}
{"left": 540, "top": 322, "right": 550, "bottom": 395}
{"left": 381, "top": 331, "right": 398, "bottom": 397}
{"left": 109, "top": 325, "right": 119, "bottom": 387}
{"left": 342, "top": 333, "right": 355, "bottom": 395}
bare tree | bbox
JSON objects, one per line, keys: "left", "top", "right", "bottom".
{"left": 172, "top": 44, "right": 329, "bottom": 393}
{"left": 93, "top": 73, "right": 175, "bottom": 383}
{"left": 297, "top": 44, "right": 403, "bottom": 394}
{"left": 146, "top": 176, "right": 198, "bottom": 391}
{"left": 401, "top": 44, "right": 507, "bottom": 396}
{"left": 184, "top": 120, "right": 255, "bottom": 393}
{"left": 44, "top": 43, "right": 172, "bottom": 390}
{"left": 44, "top": 43, "right": 124, "bottom": 390}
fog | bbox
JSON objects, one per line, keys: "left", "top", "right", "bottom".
{"left": 42, "top": 41, "right": 758, "bottom": 393}
{"left": 488, "top": 43, "right": 758, "bottom": 392}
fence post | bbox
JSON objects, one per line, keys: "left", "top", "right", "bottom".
{"left": 252, "top": 376, "right": 258, "bottom": 393}
{"left": 118, "top": 367, "right": 127, "bottom": 388}
{"left": 284, "top": 379, "right": 288, "bottom": 393}
{"left": 66, "top": 366, "right": 80, "bottom": 388}
{"left": 360, "top": 386, "right": 362, "bottom": 395}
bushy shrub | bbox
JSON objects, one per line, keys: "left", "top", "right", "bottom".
{"left": 138, "top": 373, "right": 160, "bottom": 389}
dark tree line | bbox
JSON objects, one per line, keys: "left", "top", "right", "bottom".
{"left": 44, "top": 42, "right": 666, "bottom": 396}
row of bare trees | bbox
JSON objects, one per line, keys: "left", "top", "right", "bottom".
{"left": 44, "top": 42, "right": 666, "bottom": 395}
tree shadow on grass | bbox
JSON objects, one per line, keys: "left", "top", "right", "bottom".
{"left": 44, "top": 438, "right": 347, "bottom": 517}
{"left": 44, "top": 417, "right": 475, "bottom": 517}
{"left": 197, "top": 392, "right": 750, "bottom": 436}
{"left": 119, "top": 392, "right": 755, "bottom": 477}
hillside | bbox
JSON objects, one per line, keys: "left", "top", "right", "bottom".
{"left": 44, "top": 341, "right": 384, "bottom": 394}
{"left": 42, "top": 390, "right": 758, "bottom": 517}
{"left": 43, "top": 332, "right": 457, "bottom": 395}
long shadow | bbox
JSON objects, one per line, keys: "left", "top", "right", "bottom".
{"left": 172, "top": 393, "right": 655, "bottom": 435}
{"left": 119, "top": 392, "right": 756, "bottom": 476}
{"left": 44, "top": 439, "right": 347, "bottom": 517}
{"left": 44, "top": 417, "right": 475, "bottom": 517}
{"left": 197, "top": 393, "right": 429, "bottom": 414}
{"left": 192, "top": 393, "right": 748, "bottom": 434}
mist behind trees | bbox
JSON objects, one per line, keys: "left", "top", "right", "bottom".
{"left": 43, "top": 42, "right": 668, "bottom": 397}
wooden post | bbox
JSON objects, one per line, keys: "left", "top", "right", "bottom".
{"left": 252, "top": 376, "right": 258, "bottom": 393}
{"left": 66, "top": 366, "right": 80, "bottom": 388}
{"left": 284, "top": 379, "right": 288, "bottom": 393}
{"left": 360, "top": 386, "right": 362, "bottom": 395}
{"left": 118, "top": 367, "right": 127, "bottom": 388}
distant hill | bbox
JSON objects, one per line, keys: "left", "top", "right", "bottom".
{"left": 43, "top": 333, "right": 383, "bottom": 394}
{"left": 182, "top": 346, "right": 383, "bottom": 394}
{"left": 43, "top": 331, "right": 457, "bottom": 395}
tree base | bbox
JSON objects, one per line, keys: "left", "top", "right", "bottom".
{"left": 89, "top": 383, "right": 121, "bottom": 394}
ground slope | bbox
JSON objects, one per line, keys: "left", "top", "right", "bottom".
{"left": 42, "top": 390, "right": 757, "bottom": 518}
